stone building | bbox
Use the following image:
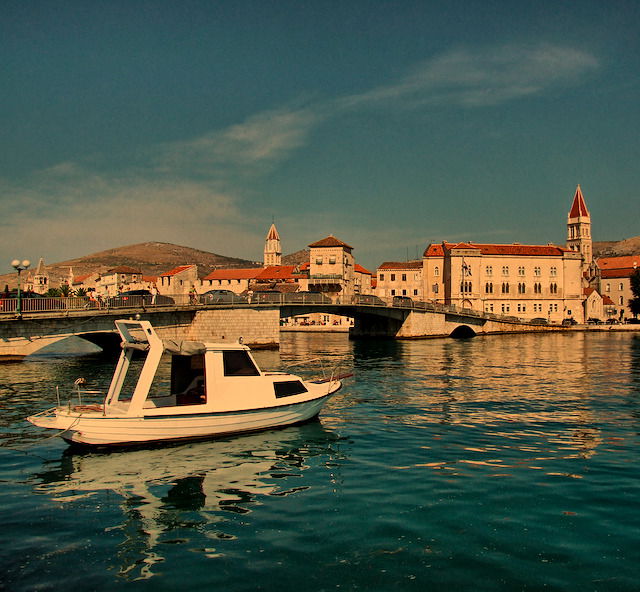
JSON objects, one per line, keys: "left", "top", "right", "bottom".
{"left": 307, "top": 235, "right": 356, "bottom": 298}
{"left": 596, "top": 255, "right": 639, "bottom": 320}
{"left": 158, "top": 265, "right": 199, "bottom": 295}
{"left": 375, "top": 261, "right": 423, "bottom": 300}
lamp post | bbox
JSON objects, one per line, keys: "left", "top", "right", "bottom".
{"left": 11, "top": 259, "right": 30, "bottom": 317}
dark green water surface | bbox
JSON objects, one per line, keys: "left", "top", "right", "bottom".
{"left": 1, "top": 331, "right": 639, "bottom": 591}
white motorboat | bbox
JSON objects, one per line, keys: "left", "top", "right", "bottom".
{"left": 27, "top": 319, "right": 344, "bottom": 446}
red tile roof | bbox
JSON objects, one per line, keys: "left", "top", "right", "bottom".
{"left": 308, "top": 235, "right": 353, "bottom": 250}
{"left": 354, "top": 264, "right": 372, "bottom": 275}
{"left": 256, "top": 266, "right": 298, "bottom": 280}
{"left": 266, "top": 223, "right": 280, "bottom": 241}
{"left": 600, "top": 268, "right": 638, "bottom": 279}
{"left": 569, "top": 185, "right": 589, "bottom": 218}
{"left": 602, "top": 295, "right": 615, "bottom": 305}
{"left": 597, "top": 255, "right": 640, "bottom": 270}
{"left": 203, "top": 268, "right": 262, "bottom": 281}
{"left": 377, "top": 260, "right": 422, "bottom": 270}
{"left": 160, "top": 265, "right": 196, "bottom": 277}
{"left": 423, "top": 242, "right": 569, "bottom": 258}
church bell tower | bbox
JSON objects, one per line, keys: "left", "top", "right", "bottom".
{"left": 567, "top": 185, "right": 592, "bottom": 270}
{"left": 264, "top": 223, "right": 282, "bottom": 267}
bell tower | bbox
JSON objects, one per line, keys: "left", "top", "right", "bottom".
{"left": 264, "top": 223, "right": 282, "bottom": 267}
{"left": 567, "top": 185, "right": 592, "bottom": 270}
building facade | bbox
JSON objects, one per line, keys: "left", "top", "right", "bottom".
{"left": 375, "top": 261, "right": 423, "bottom": 300}
{"left": 596, "top": 255, "right": 639, "bottom": 320}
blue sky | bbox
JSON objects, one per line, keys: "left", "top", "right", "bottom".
{"left": 1, "top": 0, "right": 638, "bottom": 271}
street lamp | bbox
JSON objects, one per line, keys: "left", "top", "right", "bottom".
{"left": 11, "top": 259, "right": 30, "bottom": 317}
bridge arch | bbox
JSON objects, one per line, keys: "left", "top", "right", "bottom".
{"left": 449, "top": 325, "right": 477, "bottom": 338}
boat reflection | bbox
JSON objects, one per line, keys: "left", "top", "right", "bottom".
{"left": 32, "top": 421, "right": 345, "bottom": 580}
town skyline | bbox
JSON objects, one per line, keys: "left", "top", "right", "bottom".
{"left": 2, "top": 1, "right": 639, "bottom": 272}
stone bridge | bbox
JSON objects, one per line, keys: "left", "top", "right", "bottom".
{"left": 0, "top": 299, "right": 564, "bottom": 360}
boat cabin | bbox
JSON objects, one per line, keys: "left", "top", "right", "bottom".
{"left": 104, "top": 320, "right": 309, "bottom": 416}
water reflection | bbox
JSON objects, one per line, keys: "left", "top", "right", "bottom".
{"left": 30, "top": 422, "right": 346, "bottom": 580}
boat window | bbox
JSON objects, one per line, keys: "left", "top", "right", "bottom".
{"left": 274, "top": 380, "right": 308, "bottom": 398}
{"left": 172, "top": 354, "right": 207, "bottom": 405}
{"left": 223, "top": 350, "right": 260, "bottom": 376}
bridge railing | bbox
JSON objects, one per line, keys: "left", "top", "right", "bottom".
{"left": 0, "top": 292, "right": 552, "bottom": 326}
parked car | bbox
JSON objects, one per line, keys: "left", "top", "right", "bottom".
{"left": 392, "top": 295, "right": 413, "bottom": 308}
{"left": 353, "top": 294, "right": 385, "bottom": 306}
{"left": 625, "top": 318, "right": 640, "bottom": 324}
{"left": 287, "top": 291, "right": 332, "bottom": 304}
{"left": 107, "top": 290, "right": 174, "bottom": 307}
{"left": 200, "top": 289, "right": 246, "bottom": 304}
{"left": 530, "top": 317, "right": 548, "bottom": 325}
{"left": 606, "top": 318, "right": 620, "bottom": 325}
{"left": 587, "top": 318, "right": 603, "bottom": 325}
{"left": 562, "top": 318, "right": 578, "bottom": 326}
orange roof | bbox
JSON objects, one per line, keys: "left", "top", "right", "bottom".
{"left": 266, "top": 223, "right": 280, "bottom": 241}
{"left": 600, "top": 268, "right": 638, "bottom": 279}
{"left": 160, "top": 265, "right": 195, "bottom": 277}
{"left": 602, "top": 295, "right": 615, "bottom": 305}
{"left": 354, "top": 264, "right": 372, "bottom": 275}
{"left": 256, "top": 266, "right": 298, "bottom": 280}
{"left": 203, "top": 268, "right": 262, "bottom": 281}
{"left": 569, "top": 185, "right": 589, "bottom": 218}
{"left": 72, "top": 273, "right": 96, "bottom": 284}
{"left": 423, "top": 242, "right": 569, "bottom": 258}
{"left": 308, "top": 235, "right": 353, "bottom": 250}
{"left": 597, "top": 255, "right": 640, "bottom": 270}
{"left": 377, "top": 261, "right": 422, "bottom": 270}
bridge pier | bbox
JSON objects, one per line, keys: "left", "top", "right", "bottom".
{"left": 0, "top": 308, "right": 281, "bottom": 360}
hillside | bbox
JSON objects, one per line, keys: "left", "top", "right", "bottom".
{"left": 593, "top": 236, "right": 640, "bottom": 257}
{"left": 0, "top": 242, "right": 262, "bottom": 289}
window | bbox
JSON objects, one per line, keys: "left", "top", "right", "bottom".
{"left": 518, "top": 266, "right": 525, "bottom": 276}
{"left": 402, "top": 289, "right": 407, "bottom": 296}
{"left": 620, "top": 283, "right": 624, "bottom": 291}
{"left": 329, "top": 256, "right": 336, "bottom": 264}
{"left": 274, "top": 381, "right": 308, "bottom": 398}
{"left": 534, "top": 267, "right": 541, "bottom": 276}
{"left": 486, "top": 265, "right": 493, "bottom": 276}
{"left": 379, "top": 273, "right": 385, "bottom": 281}
{"left": 223, "top": 350, "right": 260, "bottom": 376}
{"left": 316, "top": 258, "right": 323, "bottom": 264}
{"left": 390, "top": 274, "right": 396, "bottom": 281}
{"left": 502, "top": 266, "right": 509, "bottom": 276}
{"left": 605, "top": 283, "right": 610, "bottom": 292}
{"left": 391, "top": 289, "right": 396, "bottom": 296}
{"left": 433, "top": 284, "right": 439, "bottom": 294}
{"left": 402, "top": 274, "right": 407, "bottom": 282}
{"left": 501, "top": 283, "right": 510, "bottom": 294}
{"left": 434, "top": 267, "right": 440, "bottom": 277}
{"left": 485, "top": 282, "right": 493, "bottom": 294}
{"left": 550, "top": 266, "right": 557, "bottom": 277}
{"left": 413, "top": 289, "right": 418, "bottom": 296}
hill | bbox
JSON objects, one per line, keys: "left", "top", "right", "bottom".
{"left": 593, "top": 236, "right": 640, "bottom": 257}
{"left": 0, "top": 242, "right": 262, "bottom": 289}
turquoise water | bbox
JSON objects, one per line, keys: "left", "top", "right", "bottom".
{"left": 1, "top": 331, "right": 639, "bottom": 591}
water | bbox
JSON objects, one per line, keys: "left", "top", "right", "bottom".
{"left": 1, "top": 331, "right": 640, "bottom": 591}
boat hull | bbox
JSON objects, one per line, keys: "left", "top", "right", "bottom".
{"left": 28, "top": 392, "right": 336, "bottom": 447}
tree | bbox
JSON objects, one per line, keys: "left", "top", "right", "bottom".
{"left": 45, "top": 287, "right": 61, "bottom": 297}
{"left": 629, "top": 268, "right": 640, "bottom": 318}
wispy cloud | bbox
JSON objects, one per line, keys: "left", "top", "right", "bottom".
{"left": 1, "top": 43, "right": 600, "bottom": 265}
{"left": 150, "top": 106, "right": 322, "bottom": 179}
{"left": 337, "top": 44, "right": 599, "bottom": 110}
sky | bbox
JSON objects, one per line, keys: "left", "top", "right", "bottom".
{"left": 1, "top": 0, "right": 639, "bottom": 272}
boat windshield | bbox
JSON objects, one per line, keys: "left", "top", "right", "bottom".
{"left": 222, "top": 350, "right": 260, "bottom": 376}
{"left": 171, "top": 354, "right": 207, "bottom": 405}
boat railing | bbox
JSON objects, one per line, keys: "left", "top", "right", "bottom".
{"left": 282, "top": 357, "right": 353, "bottom": 385}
